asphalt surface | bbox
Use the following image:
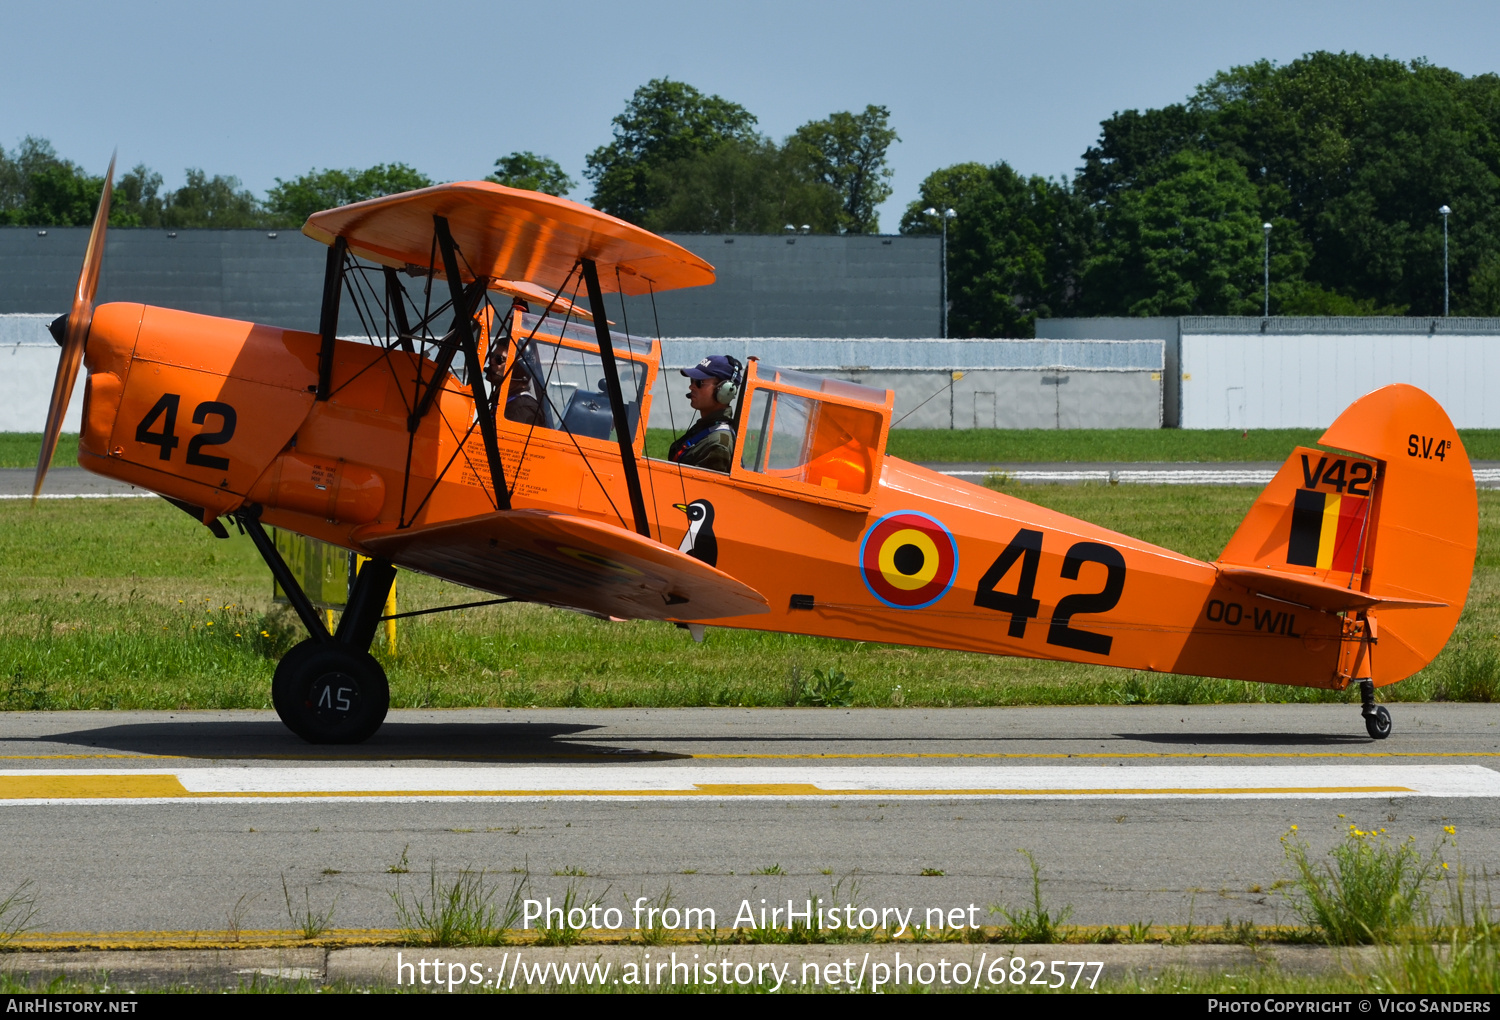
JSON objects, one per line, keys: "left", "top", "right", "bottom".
{"left": 3, "top": 466, "right": 149, "bottom": 497}
{"left": 6, "top": 465, "right": 1499, "bottom": 940}
{"left": 2, "top": 705, "right": 1497, "bottom": 937}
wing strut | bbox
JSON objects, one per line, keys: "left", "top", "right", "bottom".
{"left": 434, "top": 215, "right": 510, "bottom": 511}
{"left": 581, "top": 258, "right": 651, "bottom": 539}
{"left": 382, "top": 266, "right": 415, "bottom": 353}
{"left": 315, "top": 236, "right": 347, "bottom": 400}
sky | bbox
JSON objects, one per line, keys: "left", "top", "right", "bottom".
{"left": 5, "top": 0, "right": 1500, "bottom": 231}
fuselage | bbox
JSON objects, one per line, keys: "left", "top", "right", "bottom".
{"left": 76, "top": 301, "right": 1353, "bottom": 691}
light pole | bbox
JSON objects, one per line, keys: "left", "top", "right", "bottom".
{"left": 1440, "top": 205, "right": 1451, "bottom": 316}
{"left": 1262, "top": 222, "right": 1272, "bottom": 317}
{"left": 924, "top": 206, "right": 957, "bottom": 338}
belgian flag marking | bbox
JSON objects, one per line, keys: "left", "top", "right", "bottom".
{"left": 1287, "top": 489, "right": 1369, "bottom": 570}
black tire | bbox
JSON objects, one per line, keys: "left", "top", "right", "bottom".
{"left": 1364, "top": 704, "right": 1392, "bottom": 741}
{"left": 272, "top": 639, "right": 389, "bottom": 744}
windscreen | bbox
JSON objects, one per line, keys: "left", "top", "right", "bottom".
{"left": 740, "top": 386, "right": 882, "bottom": 495}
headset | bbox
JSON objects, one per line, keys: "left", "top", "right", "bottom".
{"left": 715, "top": 356, "right": 743, "bottom": 406}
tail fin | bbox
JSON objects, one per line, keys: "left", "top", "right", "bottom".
{"left": 1216, "top": 384, "right": 1477, "bottom": 685}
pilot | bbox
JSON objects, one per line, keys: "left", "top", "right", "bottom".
{"left": 668, "top": 355, "right": 742, "bottom": 473}
{"left": 503, "top": 362, "right": 543, "bottom": 426}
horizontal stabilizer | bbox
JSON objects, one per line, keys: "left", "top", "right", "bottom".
{"left": 356, "top": 510, "right": 767, "bottom": 623}
{"left": 1216, "top": 565, "right": 1446, "bottom": 613}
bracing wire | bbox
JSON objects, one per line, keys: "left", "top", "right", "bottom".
{"left": 618, "top": 268, "right": 662, "bottom": 544}
{"left": 650, "top": 282, "right": 689, "bottom": 508}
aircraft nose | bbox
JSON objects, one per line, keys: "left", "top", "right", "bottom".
{"left": 82, "top": 303, "right": 144, "bottom": 376}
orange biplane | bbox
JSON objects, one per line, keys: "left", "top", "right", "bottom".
{"left": 34, "top": 162, "right": 1478, "bottom": 743}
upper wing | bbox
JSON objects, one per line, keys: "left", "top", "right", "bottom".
{"left": 302, "top": 181, "right": 715, "bottom": 296}
{"left": 356, "top": 509, "right": 767, "bottom": 622}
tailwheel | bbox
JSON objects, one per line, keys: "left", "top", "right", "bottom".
{"left": 272, "top": 640, "right": 389, "bottom": 745}
{"left": 1358, "top": 680, "right": 1391, "bottom": 740}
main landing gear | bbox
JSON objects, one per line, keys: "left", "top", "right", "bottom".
{"left": 1360, "top": 679, "right": 1392, "bottom": 740}
{"left": 239, "top": 509, "right": 396, "bottom": 744}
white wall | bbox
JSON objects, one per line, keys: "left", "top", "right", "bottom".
{"left": 1, "top": 314, "right": 80, "bottom": 432}
{"left": 1180, "top": 332, "right": 1500, "bottom": 429}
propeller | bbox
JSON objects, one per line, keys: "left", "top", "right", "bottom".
{"left": 34, "top": 152, "right": 114, "bottom": 501}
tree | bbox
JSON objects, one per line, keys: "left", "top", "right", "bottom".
{"left": 1076, "top": 104, "right": 1207, "bottom": 207}
{"left": 486, "top": 152, "right": 574, "bottom": 196}
{"left": 160, "top": 170, "right": 267, "bottom": 228}
{"left": 266, "top": 163, "right": 432, "bottom": 224}
{"left": 899, "top": 162, "right": 990, "bottom": 235}
{"left": 585, "top": 79, "right": 759, "bottom": 222}
{"left": 788, "top": 105, "right": 898, "bottom": 233}
{"left": 0, "top": 138, "right": 109, "bottom": 226}
{"left": 113, "top": 165, "right": 165, "bottom": 227}
{"left": 1083, "top": 149, "right": 1263, "bottom": 316}
{"left": 642, "top": 137, "right": 838, "bottom": 234}
{"left": 912, "top": 163, "right": 1090, "bottom": 337}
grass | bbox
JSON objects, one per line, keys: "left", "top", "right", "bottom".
{"left": 281, "top": 875, "right": 337, "bottom": 941}
{"left": 391, "top": 865, "right": 526, "bottom": 947}
{"left": 992, "top": 850, "right": 1073, "bottom": 944}
{"left": 0, "top": 880, "right": 39, "bottom": 946}
{"left": 1282, "top": 823, "right": 1448, "bottom": 945}
{"left": 1, "top": 481, "right": 1499, "bottom": 710}
{"left": 21, "top": 429, "right": 1500, "bottom": 473}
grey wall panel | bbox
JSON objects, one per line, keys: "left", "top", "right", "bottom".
{"left": 623, "top": 234, "right": 940, "bottom": 338}
{"left": 1, "top": 228, "right": 940, "bottom": 340}
{"left": 1037, "top": 316, "right": 1182, "bottom": 426}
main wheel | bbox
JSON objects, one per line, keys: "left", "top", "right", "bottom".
{"left": 272, "top": 640, "right": 389, "bottom": 744}
{"left": 1364, "top": 704, "right": 1392, "bottom": 741}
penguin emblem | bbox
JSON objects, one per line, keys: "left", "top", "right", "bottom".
{"left": 674, "top": 499, "right": 718, "bottom": 567}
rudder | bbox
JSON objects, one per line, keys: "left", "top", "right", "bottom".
{"left": 1217, "top": 384, "right": 1476, "bottom": 686}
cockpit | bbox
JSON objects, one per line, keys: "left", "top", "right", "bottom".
{"left": 487, "top": 306, "right": 892, "bottom": 510}
{"left": 488, "top": 309, "right": 653, "bottom": 447}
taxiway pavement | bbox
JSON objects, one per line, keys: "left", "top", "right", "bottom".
{"left": 1, "top": 704, "right": 1496, "bottom": 938}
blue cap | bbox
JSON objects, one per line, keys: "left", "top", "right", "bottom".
{"left": 681, "top": 355, "right": 739, "bottom": 382}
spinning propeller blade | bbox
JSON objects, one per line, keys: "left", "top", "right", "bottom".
{"left": 34, "top": 151, "right": 114, "bottom": 501}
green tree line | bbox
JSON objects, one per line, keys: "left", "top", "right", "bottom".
{"left": 0, "top": 79, "right": 899, "bottom": 237}
{"left": 906, "top": 51, "right": 1500, "bottom": 334}
{"left": 11, "top": 55, "right": 1499, "bottom": 330}
{"left": 0, "top": 139, "right": 578, "bottom": 230}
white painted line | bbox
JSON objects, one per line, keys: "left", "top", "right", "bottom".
{"left": 0, "top": 764, "right": 1496, "bottom": 803}
{"left": 0, "top": 493, "right": 156, "bottom": 500}
{"left": 937, "top": 469, "right": 1276, "bottom": 485}
{"left": 940, "top": 468, "right": 1500, "bottom": 487}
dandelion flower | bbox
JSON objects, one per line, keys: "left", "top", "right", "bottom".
{"left": 1290, "top": 824, "right": 1297, "bottom": 831}
{"left": 1445, "top": 825, "right": 1456, "bottom": 835}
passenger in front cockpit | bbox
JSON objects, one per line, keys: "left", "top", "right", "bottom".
{"left": 503, "top": 363, "right": 543, "bottom": 427}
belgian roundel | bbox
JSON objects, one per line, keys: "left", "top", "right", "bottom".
{"left": 859, "top": 511, "right": 959, "bottom": 610}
